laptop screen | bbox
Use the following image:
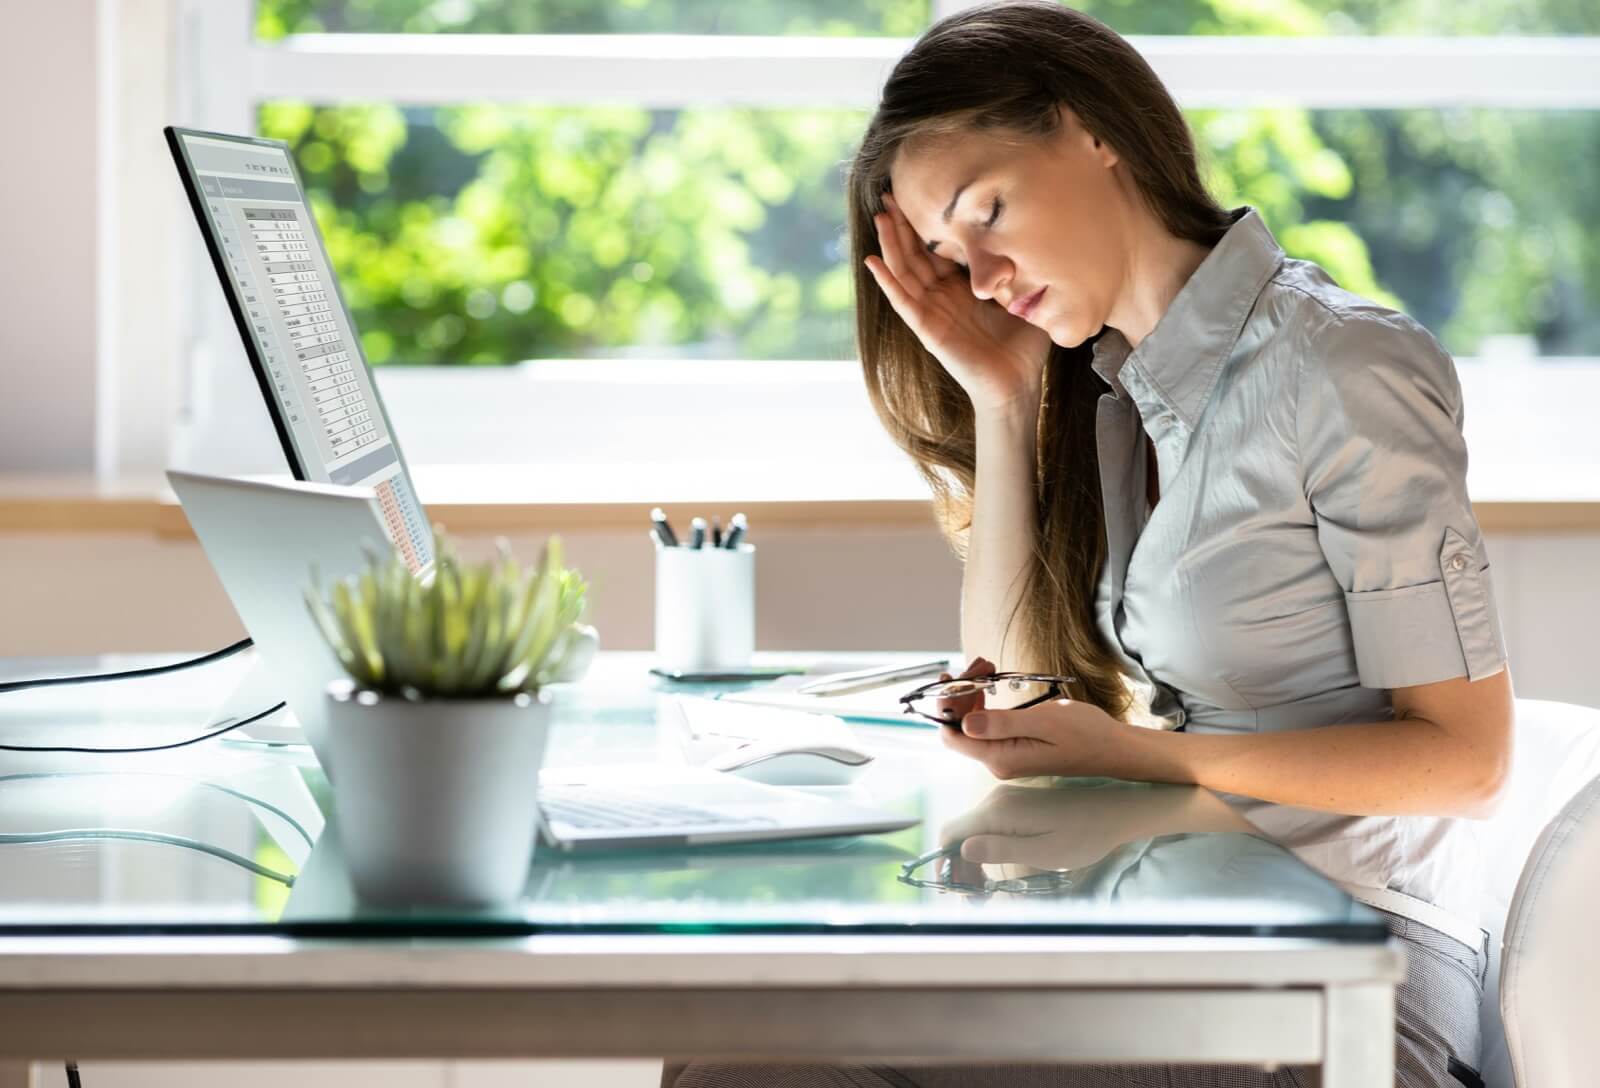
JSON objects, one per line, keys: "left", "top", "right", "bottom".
{"left": 165, "top": 126, "right": 433, "bottom": 574}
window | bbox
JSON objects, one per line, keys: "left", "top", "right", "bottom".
{"left": 165, "top": 0, "right": 1600, "bottom": 478}
{"left": 256, "top": 103, "right": 866, "bottom": 364}
{"left": 258, "top": 102, "right": 1600, "bottom": 366}
{"left": 1191, "top": 108, "right": 1600, "bottom": 359}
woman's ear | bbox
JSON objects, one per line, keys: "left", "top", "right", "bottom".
{"left": 1090, "top": 133, "right": 1120, "bottom": 170}
{"left": 1059, "top": 104, "right": 1119, "bottom": 169}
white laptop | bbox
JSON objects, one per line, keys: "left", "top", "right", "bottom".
{"left": 166, "top": 471, "right": 917, "bottom": 853}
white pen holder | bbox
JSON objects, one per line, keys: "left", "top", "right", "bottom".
{"left": 654, "top": 543, "right": 756, "bottom": 673}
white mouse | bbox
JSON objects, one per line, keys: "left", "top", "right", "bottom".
{"left": 706, "top": 740, "right": 875, "bottom": 786}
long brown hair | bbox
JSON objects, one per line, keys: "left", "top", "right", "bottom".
{"left": 846, "top": 0, "right": 1234, "bottom": 723}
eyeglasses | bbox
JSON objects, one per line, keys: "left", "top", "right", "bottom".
{"left": 897, "top": 842, "right": 1075, "bottom": 897}
{"left": 897, "top": 672, "right": 1077, "bottom": 727}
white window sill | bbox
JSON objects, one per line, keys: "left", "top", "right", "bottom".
{"left": 11, "top": 357, "right": 1600, "bottom": 535}
{"left": 371, "top": 355, "right": 1600, "bottom": 501}
{"left": 371, "top": 359, "right": 921, "bottom": 484}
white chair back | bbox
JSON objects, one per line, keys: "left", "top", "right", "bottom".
{"left": 1501, "top": 767, "right": 1600, "bottom": 1088}
{"left": 1476, "top": 699, "right": 1600, "bottom": 1088}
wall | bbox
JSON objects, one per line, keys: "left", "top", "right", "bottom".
{"left": 2, "top": 524, "right": 1597, "bottom": 708}
{"left": 0, "top": 4, "right": 100, "bottom": 472}
{"left": 0, "top": 522, "right": 964, "bottom": 659}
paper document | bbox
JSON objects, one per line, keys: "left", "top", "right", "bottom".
{"left": 715, "top": 673, "right": 934, "bottom": 726}
{"left": 667, "top": 695, "right": 865, "bottom": 764}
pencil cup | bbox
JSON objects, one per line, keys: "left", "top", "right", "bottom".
{"left": 654, "top": 543, "right": 755, "bottom": 673}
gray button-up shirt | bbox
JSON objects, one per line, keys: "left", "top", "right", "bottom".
{"left": 1088, "top": 205, "right": 1508, "bottom": 941}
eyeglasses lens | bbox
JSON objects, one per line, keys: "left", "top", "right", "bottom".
{"left": 920, "top": 678, "right": 1054, "bottom": 704}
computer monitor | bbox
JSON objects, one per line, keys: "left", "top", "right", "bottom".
{"left": 165, "top": 125, "right": 433, "bottom": 575}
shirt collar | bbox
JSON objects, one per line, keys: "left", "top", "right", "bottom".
{"left": 1090, "top": 205, "right": 1284, "bottom": 430}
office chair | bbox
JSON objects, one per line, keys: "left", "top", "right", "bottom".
{"left": 1478, "top": 698, "right": 1600, "bottom": 1088}
{"left": 1500, "top": 763, "right": 1600, "bottom": 1088}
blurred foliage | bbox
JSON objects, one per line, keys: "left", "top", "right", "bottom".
{"left": 255, "top": 0, "right": 1600, "bottom": 363}
{"left": 253, "top": 0, "right": 1598, "bottom": 37}
{"left": 255, "top": 0, "right": 930, "bottom": 35}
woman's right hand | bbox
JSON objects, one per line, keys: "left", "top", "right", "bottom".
{"left": 864, "top": 192, "right": 1051, "bottom": 417}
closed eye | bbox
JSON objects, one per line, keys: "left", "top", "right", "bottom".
{"left": 924, "top": 197, "right": 1000, "bottom": 273}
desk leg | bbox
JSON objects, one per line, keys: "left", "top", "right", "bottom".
{"left": 1320, "top": 982, "right": 1395, "bottom": 1088}
{"left": 0, "top": 1063, "right": 31, "bottom": 1088}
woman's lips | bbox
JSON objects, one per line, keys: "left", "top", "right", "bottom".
{"left": 1008, "top": 286, "right": 1046, "bottom": 319}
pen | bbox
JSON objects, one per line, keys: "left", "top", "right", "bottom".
{"left": 722, "top": 512, "right": 747, "bottom": 549}
{"left": 795, "top": 658, "right": 951, "bottom": 696}
{"left": 651, "top": 507, "right": 679, "bottom": 547}
{"left": 689, "top": 516, "right": 707, "bottom": 549}
{"left": 711, "top": 515, "right": 722, "bottom": 548}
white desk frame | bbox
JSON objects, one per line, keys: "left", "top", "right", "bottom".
{"left": 0, "top": 933, "right": 1402, "bottom": 1086}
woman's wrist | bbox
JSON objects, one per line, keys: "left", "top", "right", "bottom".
{"left": 973, "top": 391, "right": 1041, "bottom": 431}
{"left": 972, "top": 395, "right": 1041, "bottom": 477}
{"left": 1113, "top": 719, "right": 1199, "bottom": 788}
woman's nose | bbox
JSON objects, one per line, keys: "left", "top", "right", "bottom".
{"left": 966, "top": 250, "right": 1012, "bottom": 303}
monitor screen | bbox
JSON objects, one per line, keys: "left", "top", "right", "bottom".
{"left": 165, "top": 126, "right": 433, "bottom": 574}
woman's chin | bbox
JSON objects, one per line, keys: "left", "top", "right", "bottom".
{"left": 1045, "top": 318, "right": 1085, "bottom": 349}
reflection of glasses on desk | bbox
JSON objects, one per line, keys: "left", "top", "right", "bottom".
{"left": 897, "top": 842, "right": 1074, "bottom": 897}
{"left": 897, "top": 673, "right": 1077, "bottom": 727}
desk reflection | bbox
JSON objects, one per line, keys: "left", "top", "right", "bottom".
{"left": 0, "top": 738, "right": 1369, "bottom": 934}
{"left": 903, "top": 778, "right": 1354, "bottom": 920}
{"left": 0, "top": 750, "right": 323, "bottom": 923}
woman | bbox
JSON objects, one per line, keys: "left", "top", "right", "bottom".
{"left": 670, "top": 2, "right": 1512, "bottom": 1085}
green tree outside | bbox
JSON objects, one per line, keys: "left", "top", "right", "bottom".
{"left": 255, "top": 0, "right": 1600, "bottom": 365}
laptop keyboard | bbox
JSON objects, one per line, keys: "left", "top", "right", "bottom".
{"left": 540, "top": 785, "right": 778, "bottom": 831}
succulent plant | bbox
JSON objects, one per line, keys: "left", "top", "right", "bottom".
{"left": 305, "top": 527, "right": 591, "bottom": 699}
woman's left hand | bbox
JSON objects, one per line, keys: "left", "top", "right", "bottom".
{"left": 942, "top": 697, "right": 1132, "bottom": 780}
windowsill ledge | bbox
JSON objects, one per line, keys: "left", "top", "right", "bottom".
{"left": 3, "top": 464, "right": 1600, "bottom": 537}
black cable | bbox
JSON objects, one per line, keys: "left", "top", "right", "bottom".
{"left": 0, "top": 700, "right": 286, "bottom": 754}
{"left": 65, "top": 1060, "right": 82, "bottom": 1087}
{"left": 0, "top": 638, "right": 254, "bottom": 694}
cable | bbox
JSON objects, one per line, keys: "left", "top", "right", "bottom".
{"left": 0, "top": 700, "right": 285, "bottom": 753}
{"left": 0, "top": 639, "right": 286, "bottom": 754}
{"left": 0, "top": 772, "right": 317, "bottom": 848}
{"left": 0, "top": 638, "right": 253, "bottom": 694}
{"left": 0, "top": 829, "right": 295, "bottom": 886}
{"left": 5, "top": 644, "right": 296, "bottom": 1088}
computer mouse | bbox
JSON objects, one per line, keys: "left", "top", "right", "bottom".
{"left": 706, "top": 740, "right": 875, "bottom": 786}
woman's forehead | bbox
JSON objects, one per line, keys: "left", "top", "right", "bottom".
{"left": 890, "top": 135, "right": 1001, "bottom": 198}
{"left": 889, "top": 137, "right": 1006, "bottom": 221}
{"left": 886, "top": 107, "right": 1077, "bottom": 208}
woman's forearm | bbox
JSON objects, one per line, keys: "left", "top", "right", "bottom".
{"left": 961, "top": 401, "right": 1041, "bottom": 670}
{"left": 1116, "top": 716, "right": 1508, "bottom": 819}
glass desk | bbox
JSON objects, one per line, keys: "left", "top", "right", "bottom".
{"left": 0, "top": 651, "right": 1402, "bottom": 1085}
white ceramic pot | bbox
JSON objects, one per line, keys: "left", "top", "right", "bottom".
{"left": 324, "top": 679, "right": 552, "bottom": 907}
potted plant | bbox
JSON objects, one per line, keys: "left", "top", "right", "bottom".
{"left": 304, "top": 529, "right": 597, "bottom": 907}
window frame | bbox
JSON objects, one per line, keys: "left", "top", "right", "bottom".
{"left": 247, "top": 31, "right": 1600, "bottom": 109}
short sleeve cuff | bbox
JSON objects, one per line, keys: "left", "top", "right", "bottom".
{"left": 1344, "top": 529, "right": 1509, "bottom": 689}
